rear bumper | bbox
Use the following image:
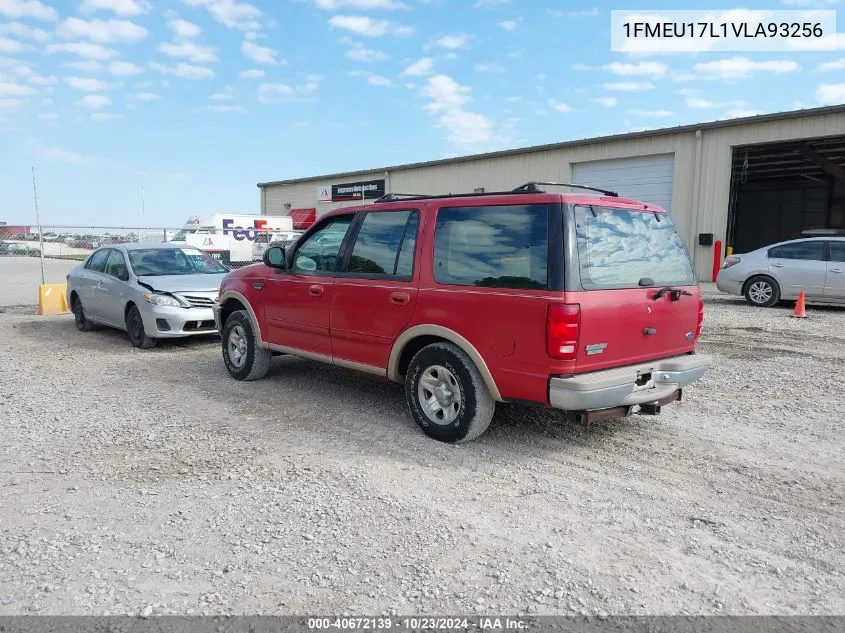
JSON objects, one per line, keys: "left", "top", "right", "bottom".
{"left": 715, "top": 275, "right": 743, "bottom": 296}
{"left": 548, "top": 353, "right": 712, "bottom": 412}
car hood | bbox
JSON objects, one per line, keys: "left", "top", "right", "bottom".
{"left": 136, "top": 273, "right": 226, "bottom": 294}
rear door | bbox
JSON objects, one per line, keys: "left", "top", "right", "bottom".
{"left": 568, "top": 204, "right": 700, "bottom": 372}
{"left": 825, "top": 241, "right": 845, "bottom": 301}
{"left": 77, "top": 248, "right": 111, "bottom": 320}
{"left": 767, "top": 241, "right": 828, "bottom": 299}
{"left": 330, "top": 209, "right": 421, "bottom": 370}
{"left": 99, "top": 249, "right": 131, "bottom": 326}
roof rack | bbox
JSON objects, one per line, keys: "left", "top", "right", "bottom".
{"left": 374, "top": 193, "right": 432, "bottom": 203}
{"left": 512, "top": 181, "right": 619, "bottom": 197}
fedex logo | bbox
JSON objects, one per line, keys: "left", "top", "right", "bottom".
{"left": 222, "top": 218, "right": 273, "bottom": 241}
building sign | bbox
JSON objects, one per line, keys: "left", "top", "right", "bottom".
{"left": 317, "top": 179, "right": 386, "bottom": 203}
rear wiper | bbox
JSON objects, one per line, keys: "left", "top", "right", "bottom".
{"left": 652, "top": 286, "right": 693, "bottom": 301}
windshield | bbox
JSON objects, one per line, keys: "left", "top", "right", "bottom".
{"left": 573, "top": 205, "right": 695, "bottom": 290}
{"left": 128, "top": 248, "right": 228, "bottom": 276}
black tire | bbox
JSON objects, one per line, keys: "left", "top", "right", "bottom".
{"left": 71, "top": 296, "right": 93, "bottom": 332}
{"left": 405, "top": 342, "right": 496, "bottom": 444}
{"left": 125, "top": 305, "right": 157, "bottom": 349}
{"left": 744, "top": 275, "right": 780, "bottom": 308}
{"left": 221, "top": 309, "right": 272, "bottom": 381}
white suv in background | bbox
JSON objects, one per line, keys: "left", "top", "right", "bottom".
{"left": 252, "top": 231, "right": 303, "bottom": 261}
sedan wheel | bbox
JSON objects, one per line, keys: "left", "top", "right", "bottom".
{"left": 744, "top": 276, "right": 780, "bottom": 308}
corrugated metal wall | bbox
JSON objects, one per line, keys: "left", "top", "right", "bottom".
{"left": 260, "top": 111, "right": 845, "bottom": 280}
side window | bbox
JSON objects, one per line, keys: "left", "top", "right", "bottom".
{"left": 830, "top": 242, "right": 845, "bottom": 263}
{"left": 104, "top": 250, "right": 127, "bottom": 278}
{"left": 346, "top": 210, "right": 419, "bottom": 278}
{"left": 85, "top": 249, "right": 110, "bottom": 273}
{"left": 293, "top": 216, "right": 353, "bottom": 273}
{"left": 768, "top": 241, "right": 825, "bottom": 261}
{"left": 433, "top": 205, "right": 549, "bottom": 290}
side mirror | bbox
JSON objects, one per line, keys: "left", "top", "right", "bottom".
{"left": 263, "top": 245, "right": 287, "bottom": 269}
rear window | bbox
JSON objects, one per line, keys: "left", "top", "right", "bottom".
{"left": 433, "top": 204, "right": 549, "bottom": 290}
{"left": 573, "top": 205, "right": 695, "bottom": 290}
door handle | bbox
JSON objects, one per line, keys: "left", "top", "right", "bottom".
{"left": 390, "top": 291, "right": 410, "bottom": 305}
{"left": 771, "top": 263, "right": 784, "bottom": 268}
{"left": 309, "top": 284, "right": 324, "bottom": 297}
{"left": 831, "top": 268, "right": 843, "bottom": 274}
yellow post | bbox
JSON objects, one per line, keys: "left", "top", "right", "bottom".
{"left": 37, "top": 283, "right": 70, "bottom": 315}
{"left": 726, "top": 246, "right": 733, "bottom": 256}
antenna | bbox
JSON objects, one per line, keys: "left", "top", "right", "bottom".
{"left": 31, "top": 166, "right": 45, "bottom": 285}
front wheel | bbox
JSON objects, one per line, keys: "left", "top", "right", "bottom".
{"left": 126, "top": 305, "right": 157, "bottom": 349}
{"left": 744, "top": 276, "right": 780, "bottom": 308}
{"left": 221, "top": 310, "right": 272, "bottom": 381}
{"left": 405, "top": 342, "right": 496, "bottom": 443}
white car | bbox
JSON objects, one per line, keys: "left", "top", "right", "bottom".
{"left": 252, "top": 231, "right": 302, "bottom": 260}
{"left": 716, "top": 237, "right": 845, "bottom": 307}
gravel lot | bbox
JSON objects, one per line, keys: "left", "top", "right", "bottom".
{"left": 1, "top": 294, "right": 843, "bottom": 617}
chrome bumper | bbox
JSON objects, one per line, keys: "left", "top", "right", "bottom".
{"left": 549, "top": 354, "right": 712, "bottom": 411}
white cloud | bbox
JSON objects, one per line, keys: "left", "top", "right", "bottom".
{"left": 694, "top": 57, "right": 800, "bottom": 79}
{"left": 77, "top": 94, "right": 111, "bottom": 109}
{"left": 107, "top": 60, "right": 142, "bottom": 75}
{"left": 473, "top": 62, "right": 504, "bottom": 73}
{"left": 315, "top": 0, "right": 409, "bottom": 8}
{"left": 91, "top": 111, "right": 122, "bottom": 120}
{"left": 593, "top": 96, "right": 617, "bottom": 107}
{"left": 499, "top": 19, "right": 519, "bottom": 31}
{"left": 40, "top": 146, "right": 87, "bottom": 163}
{"left": 0, "top": 80, "right": 36, "bottom": 96}
{"left": 434, "top": 34, "right": 470, "bottom": 49}
{"left": 58, "top": 17, "right": 148, "bottom": 43}
{"left": 47, "top": 42, "right": 118, "bottom": 59}
{"left": 159, "top": 40, "right": 218, "bottom": 63}
{"left": 168, "top": 19, "right": 202, "bottom": 38}
{"left": 0, "top": 22, "right": 49, "bottom": 42}
{"left": 437, "top": 107, "right": 492, "bottom": 145}
{"left": 65, "top": 76, "right": 115, "bottom": 91}
{"left": 367, "top": 74, "right": 391, "bottom": 86}
{"left": 474, "top": 0, "right": 509, "bottom": 6}
{"left": 604, "top": 81, "right": 654, "bottom": 91}
{"left": 149, "top": 61, "right": 215, "bottom": 79}
{"left": 422, "top": 74, "right": 469, "bottom": 110}
{"left": 686, "top": 96, "right": 715, "bottom": 108}
{"left": 548, "top": 99, "right": 572, "bottom": 113}
{"left": 328, "top": 15, "right": 411, "bottom": 37}
{"left": 817, "top": 83, "right": 845, "bottom": 104}
{"left": 402, "top": 57, "right": 433, "bottom": 76}
{"left": 80, "top": 0, "right": 151, "bottom": 16}
{"left": 38, "top": 111, "right": 57, "bottom": 119}
{"left": 238, "top": 68, "right": 264, "bottom": 79}
{"left": 210, "top": 90, "right": 232, "bottom": 100}
{"left": 28, "top": 73, "right": 57, "bottom": 85}
{"left": 182, "top": 0, "right": 264, "bottom": 31}
{"left": 345, "top": 44, "right": 388, "bottom": 62}
{"left": 208, "top": 104, "right": 245, "bottom": 112}
{"left": 258, "top": 80, "right": 319, "bottom": 103}
{"left": 604, "top": 61, "right": 667, "bottom": 78}
{"left": 627, "top": 108, "right": 674, "bottom": 116}
{"left": 0, "top": 0, "right": 58, "bottom": 21}
{"left": 0, "top": 37, "right": 23, "bottom": 52}
{"left": 134, "top": 91, "right": 159, "bottom": 101}
{"left": 817, "top": 58, "right": 845, "bottom": 71}
{"left": 0, "top": 97, "right": 23, "bottom": 108}
{"left": 61, "top": 60, "right": 105, "bottom": 71}
{"left": 241, "top": 40, "right": 280, "bottom": 64}
{"left": 725, "top": 109, "right": 761, "bottom": 118}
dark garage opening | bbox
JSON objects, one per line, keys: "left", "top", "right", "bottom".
{"left": 726, "top": 135, "right": 845, "bottom": 255}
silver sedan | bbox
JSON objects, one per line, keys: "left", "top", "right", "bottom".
{"left": 66, "top": 243, "right": 229, "bottom": 348}
{"left": 716, "top": 237, "right": 845, "bottom": 307}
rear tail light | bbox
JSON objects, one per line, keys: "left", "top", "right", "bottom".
{"left": 722, "top": 255, "right": 741, "bottom": 269}
{"left": 547, "top": 304, "right": 580, "bottom": 360}
{"left": 695, "top": 297, "right": 704, "bottom": 340}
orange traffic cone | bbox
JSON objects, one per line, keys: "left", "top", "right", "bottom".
{"left": 792, "top": 291, "right": 807, "bottom": 318}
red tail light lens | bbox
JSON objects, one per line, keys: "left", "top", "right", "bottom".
{"left": 695, "top": 298, "right": 704, "bottom": 340}
{"left": 547, "top": 304, "right": 580, "bottom": 360}
{"left": 722, "top": 255, "right": 741, "bottom": 269}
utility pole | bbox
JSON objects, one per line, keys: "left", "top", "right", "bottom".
{"left": 31, "top": 166, "right": 45, "bottom": 285}
{"left": 140, "top": 186, "right": 145, "bottom": 243}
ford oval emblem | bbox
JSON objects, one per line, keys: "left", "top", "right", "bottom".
{"left": 685, "top": 332, "right": 694, "bottom": 340}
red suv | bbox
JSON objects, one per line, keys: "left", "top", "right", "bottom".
{"left": 213, "top": 182, "right": 711, "bottom": 443}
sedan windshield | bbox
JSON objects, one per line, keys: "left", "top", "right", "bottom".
{"left": 128, "top": 248, "right": 228, "bottom": 276}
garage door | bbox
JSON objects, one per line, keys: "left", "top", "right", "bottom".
{"left": 571, "top": 154, "right": 675, "bottom": 213}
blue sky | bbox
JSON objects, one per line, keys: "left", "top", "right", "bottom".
{"left": 2, "top": 0, "right": 844, "bottom": 227}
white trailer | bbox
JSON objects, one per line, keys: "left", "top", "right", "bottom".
{"left": 172, "top": 214, "right": 299, "bottom": 262}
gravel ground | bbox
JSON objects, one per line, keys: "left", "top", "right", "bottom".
{"left": 1, "top": 295, "right": 843, "bottom": 617}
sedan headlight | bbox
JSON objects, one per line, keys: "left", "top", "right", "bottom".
{"left": 143, "top": 292, "right": 182, "bottom": 307}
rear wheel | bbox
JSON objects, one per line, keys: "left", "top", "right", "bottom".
{"left": 126, "top": 305, "right": 157, "bottom": 349}
{"left": 222, "top": 310, "right": 272, "bottom": 381}
{"left": 71, "top": 296, "right": 93, "bottom": 332}
{"left": 744, "top": 276, "right": 780, "bottom": 308}
{"left": 405, "top": 342, "right": 495, "bottom": 443}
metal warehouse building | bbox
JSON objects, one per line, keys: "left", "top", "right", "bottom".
{"left": 258, "top": 105, "right": 845, "bottom": 281}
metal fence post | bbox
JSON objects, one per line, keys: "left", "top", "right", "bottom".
{"left": 31, "top": 166, "right": 45, "bottom": 286}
